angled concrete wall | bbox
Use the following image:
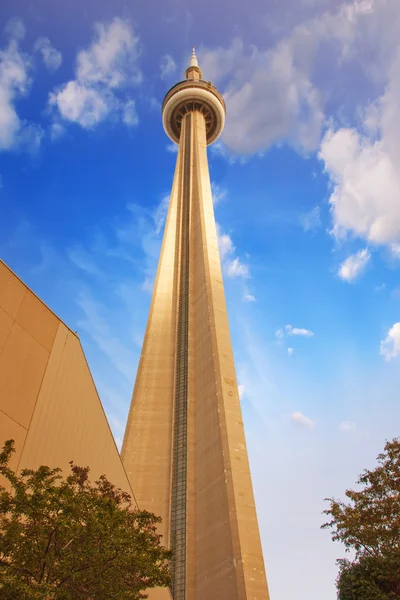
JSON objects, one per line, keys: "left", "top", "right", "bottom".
{"left": 0, "top": 260, "right": 131, "bottom": 490}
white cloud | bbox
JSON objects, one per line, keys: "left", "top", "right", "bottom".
{"left": 0, "top": 21, "right": 42, "bottom": 152}
{"left": 275, "top": 328, "right": 284, "bottom": 339}
{"left": 226, "top": 256, "right": 249, "bottom": 279}
{"left": 320, "top": 128, "right": 400, "bottom": 246}
{"left": 300, "top": 206, "right": 321, "bottom": 232}
{"left": 201, "top": 37, "right": 324, "bottom": 154}
{"left": 244, "top": 293, "right": 256, "bottom": 302}
{"left": 160, "top": 54, "right": 177, "bottom": 80}
{"left": 216, "top": 224, "right": 250, "bottom": 279}
{"left": 49, "top": 18, "right": 141, "bottom": 130}
{"left": 153, "top": 195, "right": 170, "bottom": 235}
{"left": 200, "top": 0, "right": 375, "bottom": 156}
{"left": 199, "top": 0, "right": 400, "bottom": 160}
{"left": 288, "top": 347, "right": 294, "bottom": 355}
{"left": 141, "top": 277, "right": 154, "bottom": 294}
{"left": 76, "top": 19, "right": 142, "bottom": 88}
{"left": 318, "top": 2, "right": 400, "bottom": 253}
{"left": 50, "top": 81, "right": 110, "bottom": 128}
{"left": 50, "top": 122, "right": 65, "bottom": 140}
{"left": 211, "top": 181, "right": 227, "bottom": 205}
{"left": 217, "top": 227, "right": 235, "bottom": 261}
{"left": 238, "top": 384, "right": 245, "bottom": 399}
{"left": 338, "top": 249, "right": 370, "bottom": 282}
{"left": 5, "top": 18, "right": 25, "bottom": 40}
{"left": 166, "top": 142, "right": 178, "bottom": 153}
{"left": 285, "top": 324, "right": 314, "bottom": 337}
{"left": 290, "top": 411, "right": 315, "bottom": 428}
{"left": 122, "top": 99, "right": 138, "bottom": 126}
{"left": 340, "top": 421, "right": 356, "bottom": 432}
{"left": 391, "top": 243, "right": 400, "bottom": 259}
{"left": 34, "top": 37, "right": 62, "bottom": 71}
{"left": 380, "top": 322, "right": 400, "bottom": 361}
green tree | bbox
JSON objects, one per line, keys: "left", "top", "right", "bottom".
{"left": 322, "top": 438, "right": 400, "bottom": 600}
{"left": 0, "top": 440, "right": 171, "bottom": 599}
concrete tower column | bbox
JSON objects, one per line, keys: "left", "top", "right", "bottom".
{"left": 121, "top": 50, "right": 270, "bottom": 600}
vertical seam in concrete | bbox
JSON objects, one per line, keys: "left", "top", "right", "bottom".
{"left": 16, "top": 322, "right": 65, "bottom": 473}
{"left": 168, "top": 125, "right": 186, "bottom": 549}
{"left": 0, "top": 308, "right": 20, "bottom": 362}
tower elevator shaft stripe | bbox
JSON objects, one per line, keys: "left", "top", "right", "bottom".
{"left": 171, "top": 113, "right": 191, "bottom": 599}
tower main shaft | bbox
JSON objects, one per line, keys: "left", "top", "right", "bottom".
{"left": 121, "top": 52, "right": 269, "bottom": 600}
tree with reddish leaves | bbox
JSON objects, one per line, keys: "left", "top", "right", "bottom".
{"left": 0, "top": 440, "right": 171, "bottom": 599}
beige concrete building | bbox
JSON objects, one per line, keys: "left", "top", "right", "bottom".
{"left": 121, "top": 50, "right": 270, "bottom": 600}
{"left": 0, "top": 260, "right": 135, "bottom": 491}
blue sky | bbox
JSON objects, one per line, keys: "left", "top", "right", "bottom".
{"left": 1, "top": 0, "right": 400, "bottom": 598}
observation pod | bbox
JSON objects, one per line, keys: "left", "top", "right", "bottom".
{"left": 162, "top": 48, "right": 226, "bottom": 146}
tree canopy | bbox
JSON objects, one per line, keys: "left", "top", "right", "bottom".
{"left": 322, "top": 438, "right": 400, "bottom": 600}
{"left": 0, "top": 440, "right": 171, "bottom": 599}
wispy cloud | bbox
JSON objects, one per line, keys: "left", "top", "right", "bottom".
{"left": 338, "top": 249, "right": 370, "bottom": 282}
{"left": 34, "top": 37, "right": 62, "bottom": 72}
{"left": 211, "top": 181, "right": 227, "bottom": 205}
{"left": 166, "top": 142, "right": 178, "bottom": 153}
{"left": 160, "top": 54, "right": 177, "bottom": 80}
{"left": 154, "top": 194, "right": 170, "bottom": 235}
{"left": 243, "top": 292, "right": 256, "bottom": 302}
{"left": 122, "top": 99, "right": 138, "bottom": 127}
{"left": 76, "top": 291, "right": 137, "bottom": 382}
{"left": 217, "top": 224, "right": 249, "bottom": 279}
{"left": 380, "top": 322, "right": 400, "bottom": 361}
{"left": 339, "top": 421, "right": 356, "bottom": 432}
{"left": 0, "top": 19, "right": 43, "bottom": 151}
{"left": 226, "top": 256, "right": 249, "bottom": 279}
{"left": 67, "top": 245, "right": 104, "bottom": 278}
{"left": 300, "top": 206, "right": 321, "bottom": 232}
{"left": 290, "top": 411, "right": 315, "bottom": 428}
{"left": 285, "top": 324, "right": 314, "bottom": 337}
{"left": 217, "top": 227, "right": 235, "bottom": 261}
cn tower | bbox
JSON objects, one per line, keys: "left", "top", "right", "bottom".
{"left": 121, "top": 49, "right": 270, "bottom": 600}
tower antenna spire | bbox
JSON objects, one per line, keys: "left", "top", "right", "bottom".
{"left": 189, "top": 46, "right": 198, "bottom": 68}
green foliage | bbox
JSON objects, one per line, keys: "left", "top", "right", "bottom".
{"left": 0, "top": 440, "right": 171, "bottom": 599}
{"left": 322, "top": 438, "right": 400, "bottom": 600}
{"left": 336, "top": 555, "right": 400, "bottom": 600}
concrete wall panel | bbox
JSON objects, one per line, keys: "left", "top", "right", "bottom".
{"left": 0, "top": 306, "right": 13, "bottom": 356}
{"left": 0, "top": 261, "right": 26, "bottom": 319}
{"left": 0, "top": 410, "right": 27, "bottom": 488}
{"left": 0, "top": 321, "right": 49, "bottom": 429}
{"left": 19, "top": 324, "right": 133, "bottom": 491}
{"left": 16, "top": 289, "right": 59, "bottom": 352}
